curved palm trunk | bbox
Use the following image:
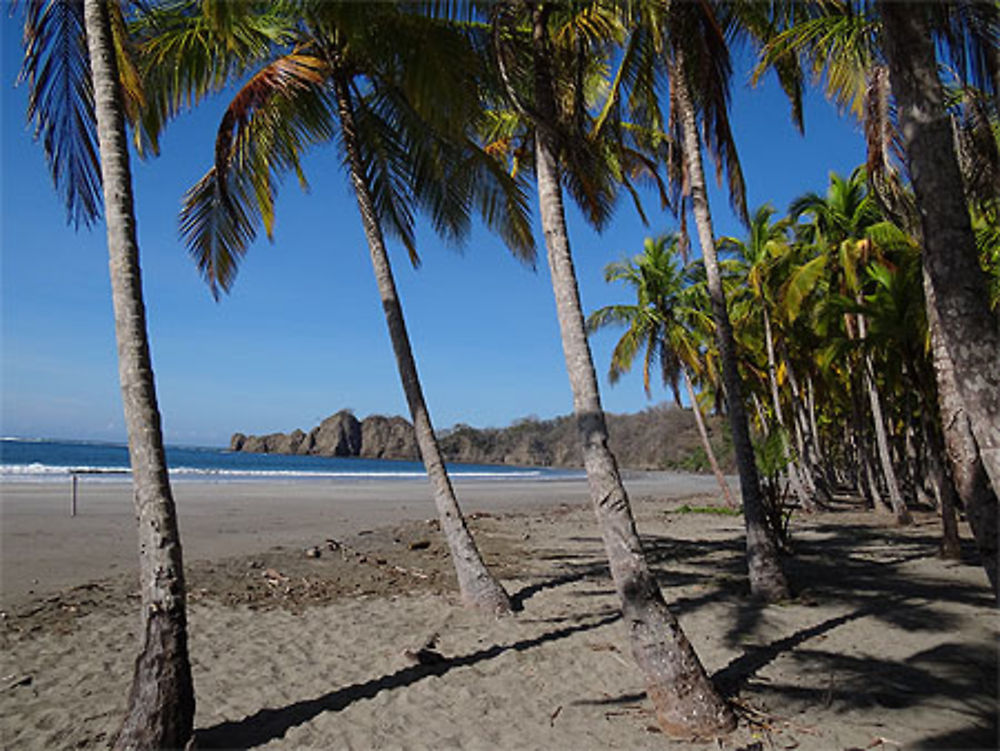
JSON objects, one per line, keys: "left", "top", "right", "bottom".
{"left": 83, "top": 1, "right": 195, "bottom": 747}
{"left": 674, "top": 55, "right": 788, "bottom": 602}
{"left": 682, "top": 368, "right": 736, "bottom": 507}
{"left": 529, "top": 6, "right": 734, "bottom": 737}
{"left": 880, "top": 1, "right": 1000, "bottom": 496}
{"left": 331, "top": 71, "right": 511, "bottom": 615}
{"left": 924, "top": 271, "right": 998, "bottom": 598}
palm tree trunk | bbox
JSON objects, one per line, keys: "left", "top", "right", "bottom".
{"left": 682, "top": 368, "right": 736, "bottom": 508}
{"left": 924, "top": 270, "right": 998, "bottom": 598}
{"left": 922, "top": 414, "right": 962, "bottom": 560}
{"left": 851, "top": 380, "right": 887, "bottom": 511}
{"left": 781, "top": 353, "right": 828, "bottom": 503}
{"left": 862, "top": 351, "right": 912, "bottom": 525}
{"left": 82, "top": 1, "right": 195, "bottom": 747}
{"left": 332, "top": 70, "right": 510, "bottom": 615}
{"left": 529, "top": 5, "right": 734, "bottom": 736}
{"left": 763, "top": 308, "right": 814, "bottom": 511}
{"left": 880, "top": 1, "right": 1000, "bottom": 496}
{"left": 674, "top": 54, "right": 788, "bottom": 602}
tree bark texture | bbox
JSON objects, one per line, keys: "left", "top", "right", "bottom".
{"left": 529, "top": 5, "right": 735, "bottom": 736}
{"left": 673, "top": 54, "right": 789, "bottom": 602}
{"left": 880, "top": 2, "right": 1000, "bottom": 497}
{"left": 924, "top": 269, "right": 998, "bottom": 598}
{"left": 682, "top": 368, "right": 736, "bottom": 508}
{"left": 332, "top": 71, "right": 511, "bottom": 615}
{"left": 82, "top": 1, "right": 195, "bottom": 747}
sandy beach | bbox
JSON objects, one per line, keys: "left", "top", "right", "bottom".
{"left": 1, "top": 474, "right": 997, "bottom": 749}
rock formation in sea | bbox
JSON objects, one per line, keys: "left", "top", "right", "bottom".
{"left": 230, "top": 405, "right": 734, "bottom": 471}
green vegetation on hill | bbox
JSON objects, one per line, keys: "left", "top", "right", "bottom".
{"left": 233, "top": 404, "right": 734, "bottom": 472}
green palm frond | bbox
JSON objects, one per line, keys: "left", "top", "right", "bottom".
{"left": 131, "top": 0, "right": 297, "bottom": 152}
{"left": 608, "top": 324, "right": 644, "bottom": 385}
{"left": 180, "top": 52, "right": 336, "bottom": 297}
{"left": 756, "top": 7, "right": 876, "bottom": 120}
{"left": 782, "top": 253, "right": 828, "bottom": 321}
{"left": 19, "top": 0, "right": 101, "bottom": 228}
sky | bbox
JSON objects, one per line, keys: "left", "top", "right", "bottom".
{"left": 1, "top": 15, "right": 866, "bottom": 448}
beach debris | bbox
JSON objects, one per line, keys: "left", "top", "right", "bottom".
{"left": 262, "top": 568, "right": 287, "bottom": 586}
{"left": 392, "top": 565, "right": 429, "bottom": 580}
{"left": 304, "top": 546, "right": 322, "bottom": 559}
{"left": 3, "top": 674, "right": 33, "bottom": 692}
{"left": 403, "top": 632, "right": 446, "bottom": 666}
{"left": 325, "top": 538, "right": 341, "bottom": 551}
{"left": 358, "top": 529, "right": 374, "bottom": 536}
{"left": 408, "top": 540, "right": 431, "bottom": 551}
{"left": 549, "top": 705, "right": 562, "bottom": 726}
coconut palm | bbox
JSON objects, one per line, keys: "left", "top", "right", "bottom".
{"left": 753, "top": 0, "right": 999, "bottom": 594}
{"left": 722, "top": 205, "right": 821, "bottom": 511}
{"left": 587, "top": 234, "right": 736, "bottom": 507}
{"left": 789, "top": 168, "right": 913, "bottom": 525}
{"left": 878, "top": 1, "right": 1000, "bottom": 498}
{"left": 19, "top": 0, "right": 194, "bottom": 745}
{"left": 162, "top": 1, "right": 532, "bottom": 614}
{"left": 486, "top": 1, "right": 736, "bottom": 736}
{"left": 618, "top": 0, "right": 791, "bottom": 601}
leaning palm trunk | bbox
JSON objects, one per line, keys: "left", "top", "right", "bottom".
{"left": 83, "top": 1, "right": 195, "bottom": 746}
{"left": 527, "top": 6, "right": 734, "bottom": 736}
{"left": 924, "top": 271, "right": 998, "bottom": 598}
{"left": 331, "top": 72, "right": 511, "bottom": 615}
{"left": 674, "top": 55, "right": 788, "bottom": 602}
{"left": 682, "top": 368, "right": 736, "bottom": 508}
{"left": 880, "top": 1, "right": 1000, "bottom": 497}
{"left": 857, "top": 309, "right": 910, "bottom": 524}
{"left": 922, "top": 413, "right": 962, "bottom": 560}
{"left": 864, "top": 365, "right": 910, "bottom": 524}
{"left": 763, "top": 308, "right": 814, "bottom": 511}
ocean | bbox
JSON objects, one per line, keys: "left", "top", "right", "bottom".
{"left": 0, "top": 438, "right": 579, "bottom": 483}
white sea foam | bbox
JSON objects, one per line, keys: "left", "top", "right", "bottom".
{"left": 0, "top": 463, "right": 547, "bottom": 482}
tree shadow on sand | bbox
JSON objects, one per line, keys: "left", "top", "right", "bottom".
{"left": 507, "top": 509, "right": 997, "bottom": 749}
{"left": 195, "top": 611, "right": 620, "bottom": 749}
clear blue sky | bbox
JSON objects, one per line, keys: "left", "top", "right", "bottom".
{"left": 1, "top": 16, "right": 865, "bottom": 447}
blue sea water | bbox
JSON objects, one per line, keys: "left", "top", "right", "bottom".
{"left": 0, "top": 438, "right": 578, "bottom": 483}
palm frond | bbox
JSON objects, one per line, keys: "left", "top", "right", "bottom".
{"left": 19, "top": 0, "right": 101, "bottom": 228}
{"left": 179, "top": 52, "right": 336, "bottom": 296}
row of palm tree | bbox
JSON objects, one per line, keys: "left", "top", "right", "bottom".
{"left": 18, "top": 0, "right": 998, "bottom": 746}
{"left": 591, "top": 166, "right": 998, "bottom": 559}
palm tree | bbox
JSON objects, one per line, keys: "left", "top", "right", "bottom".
{"left": 632, "top": 0, "right": 791, "bottom": 601}
{"left": 878, "top": 1, "right": 1000, "bottom": 498}
{"left": 722, "top": 205, "right": 819, "bottom": 512}
{"left": 753, "top": 0, "right": 998, "bottom": 593}
{"left": 484, "top": 2, "right": 737, "bottom": 736}
{"left": 587, "top": 234, "right": 736, "bottom": 507}
{"left": 20, "top": 0, "right": 194, "bottom": 746}
{"left": 789, "top": 168, "right": 913, "bottom": 525}
{"left": 164, "top": 2, "right": 528, "bottom": 614}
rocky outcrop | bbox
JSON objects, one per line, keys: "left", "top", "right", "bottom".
{"left": 308, "top": 411, "right": 362, "bottom": 457}
{"left": 360, "top": 415, "right": 419, "bottom": 459}
{"left": 230, "top": 404, "right": 733, "bottom": 471}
